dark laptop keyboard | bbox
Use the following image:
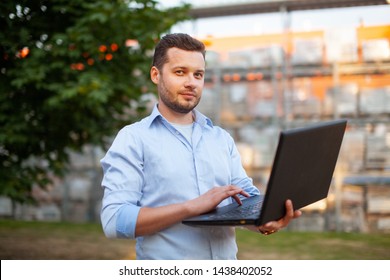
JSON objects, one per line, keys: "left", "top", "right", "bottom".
{"left": 217, "top": 198, "right": 262, "bottom": 218}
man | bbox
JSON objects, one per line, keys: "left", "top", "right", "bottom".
{"left": 100, "top": 33, "right": 301, "bottom": 260}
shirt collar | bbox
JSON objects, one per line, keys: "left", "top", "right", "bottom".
{"left": 146, "top": 103, "right": 214, "bottom": 128}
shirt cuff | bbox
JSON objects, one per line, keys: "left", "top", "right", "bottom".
{"left": 116, "top": 203, "right": 141, "bottom": 239}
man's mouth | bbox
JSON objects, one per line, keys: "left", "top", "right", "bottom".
{"left": 180, "top": 91, "right": 196, "bottom": 98}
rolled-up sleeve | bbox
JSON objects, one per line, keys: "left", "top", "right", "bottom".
{"left": 100, "top": 127, "right": 144, "bottom": 239}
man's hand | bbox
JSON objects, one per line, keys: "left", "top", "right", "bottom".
{"left": 185, "top": 185, "right": 250, "bottom": 216}
{"left": 136, "top": 185, "right": 249, "bottom": 237}
{"left": 256, "top": 199, "right": 302, "bottom": 235}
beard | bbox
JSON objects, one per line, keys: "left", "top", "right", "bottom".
{"left": 158, "top": 78, "right": 201, "bottom": 114}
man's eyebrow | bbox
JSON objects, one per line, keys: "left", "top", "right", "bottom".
{"left": 171, "top": 66, "right": 205, "bottom": 72}
{"left": 171, "top": 66, "right": 186, "bottom": 70}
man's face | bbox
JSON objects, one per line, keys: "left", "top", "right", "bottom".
{"left": 151, "top": 47, "right": 205, "bottom": 114}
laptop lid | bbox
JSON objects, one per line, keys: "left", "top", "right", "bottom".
{"left": 182, "top": 119, "right": 347, "bottom": 226}
{"left": 258, "top": 119, "right": 347, "bottom": 225}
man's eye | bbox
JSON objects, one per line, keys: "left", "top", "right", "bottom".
{"left": 176, "top": 70, "right": 184, "bottom": 75}
{"left": 195, "top": 72, "right": 204, "bottom": 79}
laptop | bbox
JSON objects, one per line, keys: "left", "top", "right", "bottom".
{"left": 182, "top": 119, "right": 347, "bottom": 227}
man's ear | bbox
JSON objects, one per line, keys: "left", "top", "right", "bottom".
{"left": 150, "top": 66, "right": 159, "bottom": 84}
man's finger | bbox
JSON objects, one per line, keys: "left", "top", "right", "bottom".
{"left": 232, "top": 194, "right": 243, "bottom": 205}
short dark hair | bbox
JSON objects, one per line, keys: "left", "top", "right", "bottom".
{"left": 152, "top": 33, "right": 206, "bottom": 70}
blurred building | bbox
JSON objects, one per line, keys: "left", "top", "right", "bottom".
{"left": 197, "top": 23, "right": 390, "bottom": 233}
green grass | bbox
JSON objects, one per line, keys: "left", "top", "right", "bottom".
{"left": 236, "top": 228, "right": 390, "bottom": 259}
{"left": 0, "top": 219, "right": 136, "bottom": 260}
{"left": 0, "top": 220, "right": 389, "bottom": 259}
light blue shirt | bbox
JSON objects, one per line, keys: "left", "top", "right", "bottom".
{"left": 100, "top": 104, "right": 260, "bottom": 260}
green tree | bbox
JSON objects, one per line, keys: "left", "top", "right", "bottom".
{"left": 0, "top": 0, "right": 190, "bottom": 211}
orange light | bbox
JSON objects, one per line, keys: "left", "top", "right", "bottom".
{"left": 77, "top": 63, "right": 85, "bottom": 71}
{"left": 202, "top": 39, "right": 212, "bottom": 47}
{"left": 223, "top": 74, "right": 231, "bottom": 82}
{"left": 70, "top": 63, "right": 85, "bottom": 71}
{"left": 232, "top": 73, "right": 241, "bottom": 82}
{"left": 246, "top": 72, "right": 256, "bottom": 81}
{"left": 201, "top": 35, "right": 213, "bottom": 47}
{"left": 255, "top": 72, "right": 263, "bottom": 80}
{"left": 87, "top": 58, "right": 94, "bottom": 65}
{"left": 110, "top": 43, "right": 119, "bottom": 52}
{"left": 125, "top": 39, "right": 139, "bottom": 48}
{"left": 19, "top": 47, "right": 29, "bottom": 58}
{"left": 105, "top": 53, "right": 113, "bottom": 61}
{"left": 99, "top": 45, "right": 107, "bottom": 52}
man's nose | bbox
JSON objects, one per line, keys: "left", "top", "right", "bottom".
{"left": 184, "top": 75, "right": 196, "bottom": 88}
